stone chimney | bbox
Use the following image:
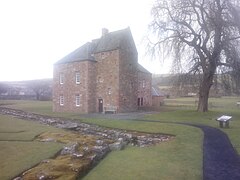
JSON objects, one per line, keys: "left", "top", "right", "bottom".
{"left": 102, "top": 28, "right": 109, "bottom": 36}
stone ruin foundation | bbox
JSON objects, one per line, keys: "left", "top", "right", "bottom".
{"left": 0, "top": 107, "right": 174, "bottom": 179}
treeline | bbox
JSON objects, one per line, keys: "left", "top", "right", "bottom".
{"left": 0, "top": 79, "right": 52, "bottom": 101}
{"left": 153, "top": 73, "right": 240, "bottom": 97}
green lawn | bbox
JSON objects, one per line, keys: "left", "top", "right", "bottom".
{"left": 0, "top": 100, "right": 77, "bottom": 118}
{"left": 83, "top": 122, "right": 202, "bottom": 180}
{"left": 154, "top": 97, "right": 240, "bottom": 154}
{"left": 82, "top": 97, "right": 240, "bottom": 180}
{"left": 0, "top": 115, "right": 63, "bottom": 179}
{"left": 0, "top": 97, "right": 239, "bottom": 180}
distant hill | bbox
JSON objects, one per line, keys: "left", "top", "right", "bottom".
{"left": 152, "top": 73, "right": 240, "bottom": 97}
{"left": 152, "top": 74, "right": 174, "bottom": 86}
{"left": 0, "top": 79, "right": 52, "bottom": 100}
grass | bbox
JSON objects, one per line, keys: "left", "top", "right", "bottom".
{"left": 0, "top": 100, "right": 77, "bottom": 118}
{"left": 0, "top": 141, "right": 62, "bottom": 180}
{"left": 22, "top": 131, "right": 102, "bottom": 180}
{"left": 0, "top": 114, "right": 62, "bottom": 141}
{"left": 0, "top": 114, "right": 63, "bottom": 179}
{"left": 83, "top": 122, "right": 202, "bottom": 180}
{"left": 81, "top": 97, "right": 240, "bottom": 179}
{"left": 0, "top": 97, "right": 240, "bottom": 179}
{"left": 157, "top": 97, "right": 240, "bottom": 153}
{"left": 84, "top": 143, "right": 201, "bottom": 180}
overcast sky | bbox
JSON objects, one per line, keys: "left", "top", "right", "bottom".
{"left": 0, "top": 0, "right": 171, "bottom": 81}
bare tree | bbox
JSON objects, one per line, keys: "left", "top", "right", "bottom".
{"left": 172, "top": 73, "right": 200, "bottom": 96}
{"left": 149, "top": 0, "right": 240, "bottom": 112}
{"left": 27, "top": 79, "right": 52, "bottom": 100}
{"left": 0, "top": 83, "right": 8, "bottom": 94}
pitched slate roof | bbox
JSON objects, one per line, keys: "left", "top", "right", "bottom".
{"left": 138, "top": 64, "right": 151, "bottom": 74}
{"left": 55, "top": 27, "right": 137, "bottom": 64}
{"left": 55, "top": 42, "right": 97, "bottom": 64}
{"left": 94, "top": 28, "right": 135, "bottom": 53}
{"left": 152, "top": 86, "right": 164, "bottom": 96}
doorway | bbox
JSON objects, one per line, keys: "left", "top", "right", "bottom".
{"left": 137, "top": 98, "right": 140, "bottom": 106}
{"left": 98, "top": 99, "right": 103, "bottom": 113}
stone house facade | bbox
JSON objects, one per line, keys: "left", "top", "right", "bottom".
{"left": 152, "top": 87, "right": 165, "bottom": 107}
{"left": 53, "top": 28, "right": 152, "bottom": 113}
{"left": 138, "top": 64, "right": 152, "bottom": 107}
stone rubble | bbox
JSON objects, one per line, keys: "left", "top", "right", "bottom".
{"left": 109, "top": 139, "right": 127, "bottom": 151}
{"left": 60, "top": 142, "right": 80, "bottom": 155}
{"left": 0, "top": 107, "right": 174, "bottom": 179}
{"left": 0, "top": 107, "right": 173, "bottom": 148}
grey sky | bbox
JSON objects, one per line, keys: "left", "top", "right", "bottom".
{"left": 0, "top": 0, "right": 170, "bottom": 81}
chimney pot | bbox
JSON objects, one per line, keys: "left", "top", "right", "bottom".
{"left": 102, "top": 28, "right": 109, "bottom": 36}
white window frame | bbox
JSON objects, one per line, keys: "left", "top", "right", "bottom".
{"left": 98, "top": 76, "right": 103, "bottom": 83}
{"left": 108, "top": 88, "right": 111, "bottom": 95}
{"left": 60, "top": 73, "right": 64, "bottom": 84}
{"left": 60, "top": 95, "right": 64, "bottom": 106}
{"left": 76, "top": 94, "right": 80, "bottom": 107}
{"left": 76, "top": 72, "right": 80, "bottom": 84}
{"left": 142, "top": 80, "right": 146, "bottom": 88}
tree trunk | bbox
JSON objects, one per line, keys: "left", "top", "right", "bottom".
{"left": 197, "top": 73, "right": 214, "bottom": 112}
{"left": 36, "top": 92, "right": 40, "bottom": 100}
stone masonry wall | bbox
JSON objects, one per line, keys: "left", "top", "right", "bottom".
{"left": 118, "top": 46, "right": 139, "bottom": 112}
{"left": 53, "top": 30, "right": 152, "bottom": 113}
{"left": 137, "top": 71, "right": 152, "bottom": 107}
{"left": 53, "top": 61, "right": 96, "bottom": 113}
{"left": 152, "top": 96, "right": 164, "bottom": 107}
{"left": 86, "top": 61, "right": 97, "bottom": 113}
{"left": 95, "top": 50, "right": 120, "bottom": 112}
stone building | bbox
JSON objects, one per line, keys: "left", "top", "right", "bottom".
{"left": 53, "top": 28, "right": 152, "bottom": 113}
{"left": 152, "top": 87, "right": 165, "bottom": 107}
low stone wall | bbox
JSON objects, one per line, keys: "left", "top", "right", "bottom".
{"left": 0, "top": 107, "right": 173, "bottom": 179}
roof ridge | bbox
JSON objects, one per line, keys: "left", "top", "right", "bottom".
{"left": 138, "top": 63, "right": 151, "bottom": 74}
{"left": 55, "top": 27, "right": 135, "bottom": 64}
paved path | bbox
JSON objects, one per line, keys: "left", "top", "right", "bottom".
{"left": 57, "top": 111, "right": 240, "bottom": 179}
{"left": 126, "top": 119, "right": 240, "bottom": 180}
{"left": 82, "top": 112, "right": 240, "bottom": 180}
{"left": 193, "top": 124, "right": 240, "bottom": 180}
{"left": 1, "top": 108, "right": 240, "bottom": 179}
